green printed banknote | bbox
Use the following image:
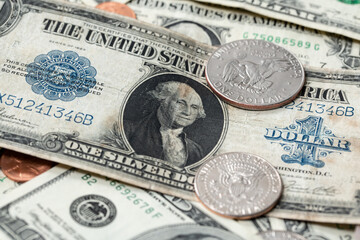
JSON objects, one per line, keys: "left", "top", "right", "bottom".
{"left": 0, "top": 165, "right": 354, "bottom": 239}
{"left": 84, "top": 0, "right": 360, "bottom": 70}
{"left": 0, "top": 0, "right": 360, "bottom": 224}
{"left": 0, "top": 168, "right": 18, "bottom": 196}
{"left": 193, "top": 0, "right": 360, "bottom": 41}
{"left": 0, "top": 165, "right": 259, "bottom": 240}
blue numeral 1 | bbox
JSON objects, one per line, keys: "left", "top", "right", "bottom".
{"left": 13, "top": 98, "right": 23, "bottom": 109}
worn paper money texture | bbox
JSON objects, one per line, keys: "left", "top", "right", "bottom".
{"left": 74, "top": 0, "right": 360, "bottom": 70}
{"left": 0, "top": 168, "right": 18, "bottom": 196}
{"left": 0, "top": 166, "right": 353, "bottom": 240}
{"left": 193, "top": 0, "right": 360, "bottom": 42}
{"left": 0, "top": 166, "right": 260, "bottom": 240}
{"left": 126, "top": 0, "right": 360, "bottom": 70}
{"left": 0, "top": 0, "right": 216, "bottom": 199}
{"left": 0, "top": 0, "right": 360, "bottom": 224}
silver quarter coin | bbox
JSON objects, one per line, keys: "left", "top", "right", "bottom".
{"left": 194, "top": 152, "right": 282, "bottom": 219}
{"left": 259, "top": 230, "right": 307, "bottom": 240}
{"left": 206, "top": 39, "right": 305, "bottom": 110}
{"left": 131, "top": 224, "right": 245, "bottom": 240}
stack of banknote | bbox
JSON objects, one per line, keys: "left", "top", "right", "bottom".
{"left": 0, "top": 0, "right": 359, "bottom": 239}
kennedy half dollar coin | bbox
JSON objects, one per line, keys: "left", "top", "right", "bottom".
{"left": 195, "top": 152, "right": 282, "bottom": 219}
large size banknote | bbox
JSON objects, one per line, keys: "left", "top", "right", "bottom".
{"left": 0, "top": 0, "right": 214, "bottom": 199}
{"left": 0, "top": 165, "right": 261, "bottom": 240}
{"left": 1, "top": 0, "right": 360, "bottom": 223}
{"left": 193, "top": 0, "right": 360, "bottom": 42}
{"left": 96, "top": 0, "right": 360, "bottom": 70}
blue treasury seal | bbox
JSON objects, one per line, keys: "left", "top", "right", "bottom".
{"left": 70, "top": 194, "right": 117, "bottom": 228}
{"left": 26, "top": 50, "right": 97, "bottom": 101}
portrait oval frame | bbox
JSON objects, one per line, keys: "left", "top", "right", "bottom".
{"left": 120, "top": 72, "right": 228, "bottom": 174}
{"left": 0, "top": 0, "right": 22, "bottom": 37}
{"left": 163, "top": 20, "right": 222, "bottom": 46}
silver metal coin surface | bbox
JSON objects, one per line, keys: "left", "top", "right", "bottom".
{"left": 206, "top": 39, "right": 305, "bottom": 110}
{"left": 259, "top": 230, "right": 307, "bottom": 240}
{"left": 131, "top": 224, "right": 245, "bottom": 240}
{"left": 194, "top": 152, "right": 282, "bottom": 219}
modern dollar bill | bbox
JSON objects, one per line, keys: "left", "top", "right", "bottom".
{"left": 1, "top": 0, "right": 360, "bottom": 224}
{"left": 0, "top": 165, "right": 260, "bottom": 240}
{"left": 118, "top": 0, "right": 360, "bottom": 70}
{"left": 268, "top": 217, "right": 355, "bottom": 240}
{"left": 248, "top": 216, "right": 355, "bottom": 239}
{"left": 0, "top": 167, "right": 353, "bottom": 240}
{"left": 193, "top": 0, "right": 360, "bottom": 42}
{"left": 0, "top": 168, "right": 18, "bottom": 196}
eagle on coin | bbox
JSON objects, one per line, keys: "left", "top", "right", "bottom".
{"left": 222, "top": 58, "right": 293, "bottom": 93}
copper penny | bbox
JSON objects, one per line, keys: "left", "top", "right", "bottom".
{"left": 1, "top": 149, "right": 55, "bottom": 182}
{"left": 206, "top": 39, "right": 305, "bottom": 110}
{"left": 194, "top": 152, "right": 282, "bottom": 219}
{"left": 96, "top": 2, "right": 136, "bottom": 19}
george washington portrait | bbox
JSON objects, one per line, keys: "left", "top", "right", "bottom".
{"left": 117, "top": 73, "right": 226, "bottom": 169}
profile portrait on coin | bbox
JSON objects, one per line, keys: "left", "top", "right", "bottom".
{"left": 120, "top": 73, "right": 226, "bottom": 169}
{"left": 164, "top": 20, "right": 221, "bottom": 46}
